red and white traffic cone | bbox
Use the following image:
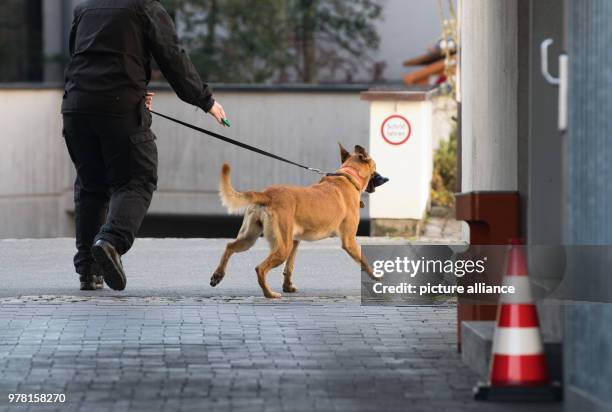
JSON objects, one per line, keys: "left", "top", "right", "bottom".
{"left": 474, "top": 239, "right": 562, "bottom": 401}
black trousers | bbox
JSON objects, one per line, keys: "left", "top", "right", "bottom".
{"left": 62, "top": 109, "right": 157, "bottom": 275}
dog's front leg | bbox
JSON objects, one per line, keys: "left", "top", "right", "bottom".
{"left": 340, "top": 235, "right": 377, "bottom": 280}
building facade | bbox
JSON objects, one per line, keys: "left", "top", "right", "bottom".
{"left": 458, "top": 0, "right": 612, "bottom": 409}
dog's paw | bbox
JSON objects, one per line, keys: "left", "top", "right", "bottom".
{"left": 283, "top": 284, "right": 298, "bottom": 293}
{"left": 264, "top": 291, "right": 281, "bottom": 299}
{"left": 210, "top": 272, "right": 224, "bottom": 287}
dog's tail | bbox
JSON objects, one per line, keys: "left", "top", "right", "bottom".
{"left": 219, "top": 163, "right": 270, "bottom": 214}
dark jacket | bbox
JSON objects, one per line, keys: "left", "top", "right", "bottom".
{"left": 62, "top": 0, "right": 214, "bottom": 116}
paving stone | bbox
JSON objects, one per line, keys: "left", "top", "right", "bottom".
{"left": 0, "top": 298, "right": 561, "bottom": 412}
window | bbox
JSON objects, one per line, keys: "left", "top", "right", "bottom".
{"left": 0, "top": 0, "right": 43, "bottom": 82}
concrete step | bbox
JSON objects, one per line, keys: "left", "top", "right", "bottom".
{"left": 461, "top": 321, "right": 563, "bottom": 382}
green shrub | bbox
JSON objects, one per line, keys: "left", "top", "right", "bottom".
{"left": 430, "top": 127, "right": 457, "bottom": 208}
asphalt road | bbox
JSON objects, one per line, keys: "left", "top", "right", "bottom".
{"left": 0, "top": 238, "right": 406, "bottom": 298}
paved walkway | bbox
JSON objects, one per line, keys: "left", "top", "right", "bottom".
{"left": 0, "top": 239, "right": 561, "bottom": 412}
{"left": 0, "top": 238, "right": 399, "bottom": 298}
{"left": 418, "top": 207, "right": 463, "bottom": 243}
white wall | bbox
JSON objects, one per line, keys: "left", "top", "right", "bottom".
{"left": 0, "top": 89, "right": 72, "bottom": 237}
{"left": 146, "top": 88, "right": 371, "bottom": 216}
{"left": 0, "top": 86, "right": 371, "bottom": 238}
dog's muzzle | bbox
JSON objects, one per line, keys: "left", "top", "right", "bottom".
{"left": 366, "top": 172, "right": 389, "bottom": 193}
{"left": 371, "top": 172, "right": 389, "bottom": 187}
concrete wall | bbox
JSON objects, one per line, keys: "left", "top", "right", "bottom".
{"left": 0, "top": 85, "right": 370, "bottom": 238}
{"left": 0, "top": 88, "right": 72, "bottom": 238}
{"left": 459, "top": 0, "right": 518, "bottom": 192}
{"left": 146, "top": 86, "right": 370, "bottom": 216}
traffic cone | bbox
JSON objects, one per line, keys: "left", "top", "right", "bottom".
{"left": 474, "top": 239, "right": 562, "bottom": 401}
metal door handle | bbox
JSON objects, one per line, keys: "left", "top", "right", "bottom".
{"left": 540, "top": 38, "right": 568, "bottom": 131}
{"left": 541, "top": 38, "right": 560, "bottom": 85}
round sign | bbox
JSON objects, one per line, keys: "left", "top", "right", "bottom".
{"left": 380, "top": 115, "right": 411, "bottom": 145}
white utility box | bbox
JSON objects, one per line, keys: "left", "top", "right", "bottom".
{"left": 361, "top": 89, "right": 438, "bottom": 234}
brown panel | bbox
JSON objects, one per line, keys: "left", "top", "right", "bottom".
{"left": 455, "top": 191, "right": 521, "bottom": 350}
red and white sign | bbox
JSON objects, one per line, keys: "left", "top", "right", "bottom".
{"left": 380, "top": 115, "right": 411, "bottom": 145}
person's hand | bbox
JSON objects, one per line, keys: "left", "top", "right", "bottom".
{"left": 208, "top": 101, "right": 227, "bottom": 126}
{"left": 145, "top": 92, "right": 155, "bottom": 110}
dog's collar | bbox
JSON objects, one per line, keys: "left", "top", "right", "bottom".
{"left": 328, "top": 166, "right": 367, "bottom": 192}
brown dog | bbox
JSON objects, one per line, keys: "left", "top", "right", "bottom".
{"left": 210, "top": 144, "right": 381, "bottom": 298}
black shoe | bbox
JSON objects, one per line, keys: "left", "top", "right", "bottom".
{"left": 79, "top": 274, "right": 104, "bottom": 291}
{"left": 92, "top": 240, "right": 127, "bottom": 291}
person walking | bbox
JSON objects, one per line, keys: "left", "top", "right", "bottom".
{"left": 61, "top": 0, "right": 227, "bottom": 291}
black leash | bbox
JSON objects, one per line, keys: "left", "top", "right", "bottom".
{"left": 149, "top": 109, "right": 326, "bottom": 175}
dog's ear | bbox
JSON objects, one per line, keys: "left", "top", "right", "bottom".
{"left": 354, "top": 145, "right": 368, "bottom": 155}
{"left": 354, "top": 145, "right": 369, "bottom": 162}
{"left": 339, "top": 143, "right": 350, "bottom": 163}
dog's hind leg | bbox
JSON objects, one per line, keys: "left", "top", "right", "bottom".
{"left": 256, "top": 246, "right": 290, "bottom": 298}
{"left": 256, "top": 215, "right": 292, "bottom": 298}
{"left": 210, "top": 206, "right": 262, "bottom": 287}
{"left": 282, "top": 240, "right": 300, "bottom": 293}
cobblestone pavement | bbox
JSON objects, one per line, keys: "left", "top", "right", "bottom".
{"left": 0, "top": 297, "right": 560, "bottom": 412}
